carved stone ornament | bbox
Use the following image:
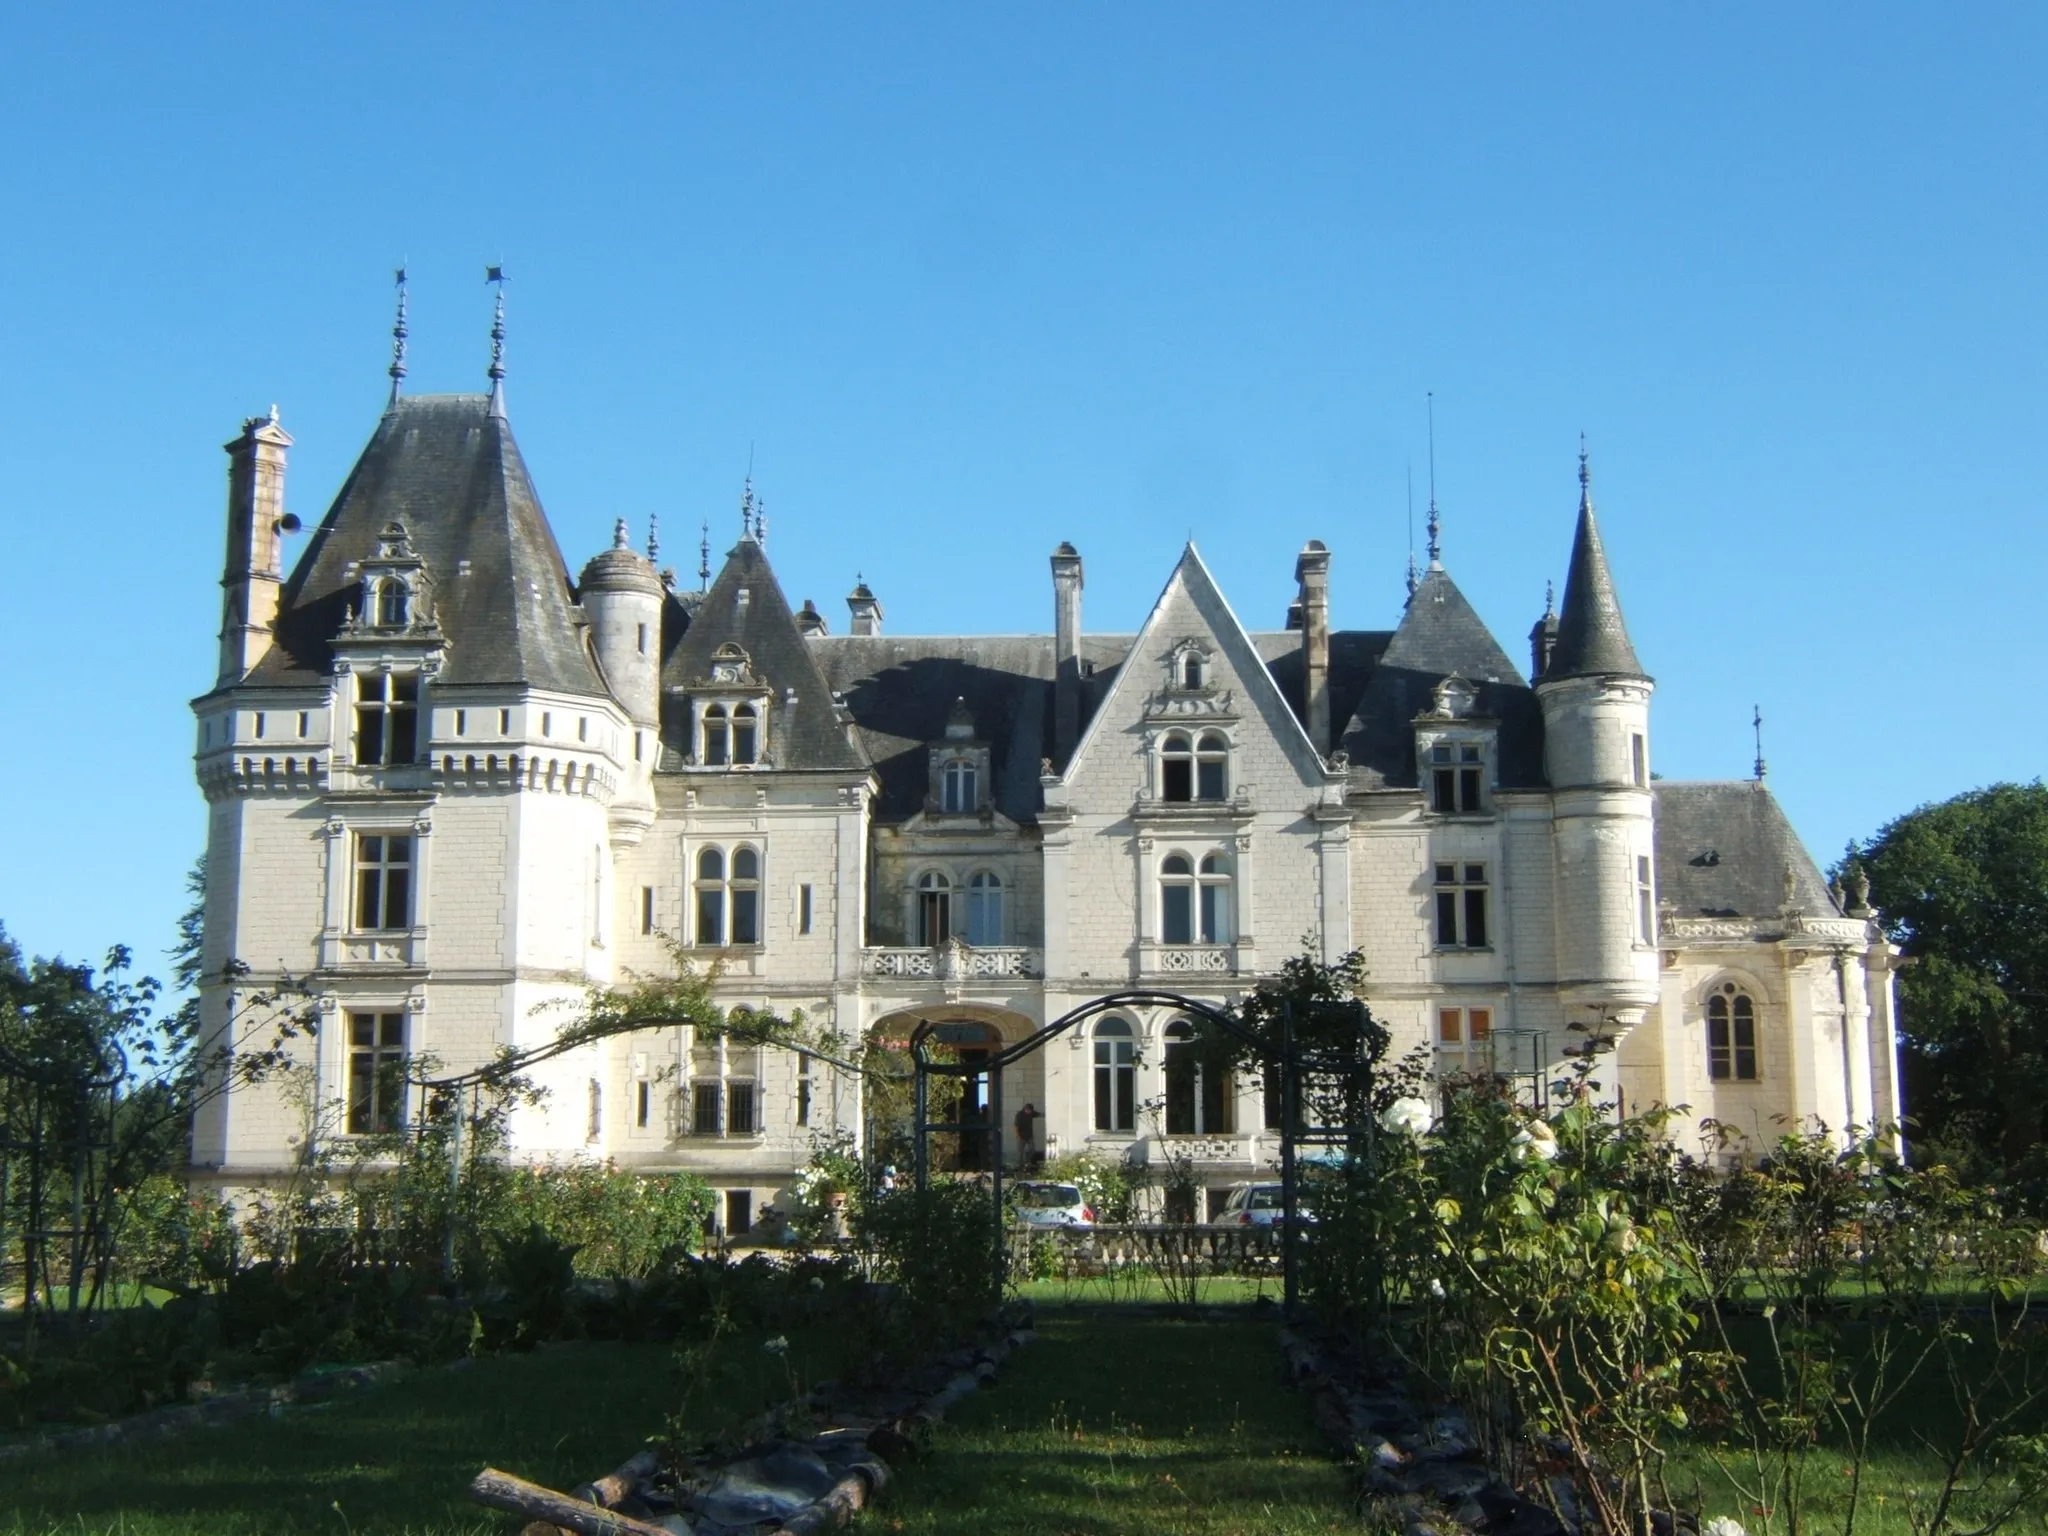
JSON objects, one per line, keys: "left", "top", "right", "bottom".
{"left": 706, "top": 642, "right": 756, "bottom": 687}
{"left": 1430, "top": 674, "right": 1478, "bottom": 719}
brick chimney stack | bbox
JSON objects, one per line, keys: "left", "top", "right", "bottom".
{"left": 216, "top": 407, "right": 293, "bottom": 686}
{"left": 1294, "top": 540, "right": 1330, "bottom": 754}
{"left": 1051, "top": 542, "right": 1084, "bottom": 763}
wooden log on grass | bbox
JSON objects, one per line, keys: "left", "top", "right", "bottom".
{"left": 570, "top": 1447, "right": 662, "bottom": 1509}
{"left": 468, "top": 1467, "right": 676, "bottom": 1536}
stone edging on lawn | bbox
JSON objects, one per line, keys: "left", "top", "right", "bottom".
{"left": 473, "top": 1301, "right": 1038, "bottom": 1536}
{"left": 1279, "top": 1323, "right": 1566, "bottom": 1536}
{"left": 0, "top": 1360, "right": 410, "bottom": 1463}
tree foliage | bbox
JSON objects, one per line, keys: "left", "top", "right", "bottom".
{"left": 1849, "top": 782, "right": 2048, "bottom": 1179}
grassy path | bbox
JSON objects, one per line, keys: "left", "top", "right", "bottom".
{"left": 874, "top": 1308, "right": 1357, "bottom": 1536}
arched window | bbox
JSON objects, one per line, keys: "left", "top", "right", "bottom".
{"left": 942, "top": 757, "right": 977, "bottom": 814}
{"left": 702, "top": 704, "right": 729, "bottom": 767}
{"left": 1198, "top": 853, "right": 1233, "bottom": 943}
{"left": 1707, "top": 983, "right": 1759, "bottom": 1081}
{"left": 1164, "top": 1019, "right": 1233, "bottom": 1135}
{"left": 732, "top": 703, "right": 758, "bottom": 765}
{"left": 1196, "top": 732, "right": 1229, "bottom": 801}
{"left": 917, "top": 871, "right": 952, "bottom": 945}
{"left": 1093, "top": 1016, "right": 1136, "bottom": 1132}
{"left": 965, "top": 870, "right": 1003, "bottom": 945}
{"left": 1160, "top": 854, "right": 1195, "bottom": 943}
{"left": 694, "top": 847, "right": 726, "bottom": 945}
{"left": 729, "top": 846, "right": 761, "bottom": 945}
{"left": 376, "top": 578, "right": 409, "bottom": 627}
{"left": 1161, "top": 733, "right": 1194, "bottom": 802}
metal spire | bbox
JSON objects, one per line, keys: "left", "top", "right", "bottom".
{"left": 387, "top": 266, "right": 409, "bottom": 407}
{"left": 613, "top": 517, "right": 629, "bottom": 550}
{"left": 485, "top": 266, "right": 507, "bottom": 416}
{"left": 1579, "top": 431, "right": 1591, "bottom": 509}
{"left": 699, "top": 521, "right": 711, "bottom": 591}
{"left": 647, "top": 515, "right": 660, "bottom": 564}
{"left": 1425, "top": 392, "right": 1442, "bottom": 568}
{"left": 1753, "top": 705, "right": 1767, "bottom": 782}
{"left": 1544, "top": 578, "right": 1556, "bottom": 617}
{"left": 739, "top": 475, "right": 756, "bottom": 540}
{"left": 1404, "top": 461, "right": 1419, "bottom": 600}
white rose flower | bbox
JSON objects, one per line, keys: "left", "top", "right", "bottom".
{"left": 763, "top": 1335, "right": 790, "bottom": 1356}
{"left": 1511, "top": 1119, "right": 1559, "bottom": 1163}
{"left": 1380, "top": 1097, "right": 1433, "bottom": 1137}
{"left": 1703, "top": 1517, "right": 1746, "bottom": 1536}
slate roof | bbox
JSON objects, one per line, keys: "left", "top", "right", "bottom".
{"left": 1336, "top": 565, "right": 1546, "bottom": 790}
{"left": 805, "top": 626, "right": 1389, "bottom": 823}
{"left": 244, "top": 394, "right": 608, "bottom": 697}
{"left": 1653, "top": 781, "right": 1841, "bottom": 920}
{"left": 1545, "top": 484, "right": 1647, "bottom": 681}
{"left": 663, "top": 539, "right": 866, "bottom": 773}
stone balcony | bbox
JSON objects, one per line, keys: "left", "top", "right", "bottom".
{"left": 861, "top": 942, "right": 1040, "bottom": 981}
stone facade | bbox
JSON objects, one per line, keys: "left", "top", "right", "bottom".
{"left": 191, "top": 392, "right": 1902, "bottom": 1228}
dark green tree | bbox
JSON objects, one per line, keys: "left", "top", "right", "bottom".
{"left": 1848, "top": 782, "right": 2048, "bottom": 1178}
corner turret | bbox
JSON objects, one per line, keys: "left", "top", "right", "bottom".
{"left": 581, "top": 520, "right": 664, "bottom": 728}
{"left": 1536, "top": 447, "right": 1659, "bottom": 1034}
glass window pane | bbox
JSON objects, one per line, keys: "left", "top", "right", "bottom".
{"left": 1163, "top": 885, "right": 1193, "bottom": 944}
{"left": 1163, "top": 854, "right": 1192, "bottom": 875}
{"left": 697, "top": 889, "right": 724, "bottom": 945}
{"left": 731, "top": 889, "right": 759, "bottom": 945}
{"left": 1162, "top": 757, "right": 1192, "bottom": 801}
{"left": 1197, "top": 760, "right": 1226, "bottom": 800}
{"left": 1436, "top": 891, "right": 1458, "bottom": 945}
{"left": 1463, "top": 888, "right": 1487, "bottom": 947}
{"left": 732, "top": 847, "right": 758, "bottom": 880}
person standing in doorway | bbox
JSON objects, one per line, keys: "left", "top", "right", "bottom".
{"left": 1013, "top": 1102, "right": 1042, "bottom": 1170}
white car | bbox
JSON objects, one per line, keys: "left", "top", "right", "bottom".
{"left": 1011, "top": 1181, "right": 1093, "bottom": 1228}
{"left": 1214, "top": 1182, "right": 1311, "bottom": 1228}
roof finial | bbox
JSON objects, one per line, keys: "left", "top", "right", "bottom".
{"left": 1579, "top": 431, "right": 1591, "bottom": 508}
{"left": 1543, "top": 578, "right": 1556, "bottom": 618}
{"left": 647, "top": 515, "right": 660, "bottom": 564}
{"left": 739, "top": 475, "right": 756, "bottom": 540}
{"left": 387, "top": 266, "right": 409, "bottom": 407}
{"left": 699, "top": 521, "right": 711, "bottom": 591}
{"left": 1425, "top": 391, "right": 1442, "bottom": 568}
{"left": 613, "top": 517, "right": 629, "bottom": 550}
{"left": 1752, "top": 704, "right": 1767, "bottom": 781}
{"left": 485, "top": 265, "right": 508, "bottom": 416}
{"left": 755, "top": 499, "right": 767, "bottom": 549}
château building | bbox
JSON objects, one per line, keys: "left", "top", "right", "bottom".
{"left": 191, "top": 345, "right": 1904, "bottom": 1230}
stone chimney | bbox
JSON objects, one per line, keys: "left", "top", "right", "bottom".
{"left": 216, "top": 407, "right": 293, "bottom": 686}
{"left": 1051, "top": 542, "right": 1084, "bottom": 763}
{"left": 847, "top": 580, "right": 883, "bottom": 637}
{"left": 1294, "top": 540, "right": 1330, "bottom": 755}
{"left": 796, "top": 598, "right": 829, "bottom": 636}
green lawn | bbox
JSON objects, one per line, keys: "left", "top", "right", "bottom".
{"left": 0, "top": 1341, "right": 676, "bottom": 1536}
{"left": 873, "top": 1309, "right": 1357, "bottom": 1536}
{"left": 1014, "top": 1273, "right": 1282, "bottom": 1307}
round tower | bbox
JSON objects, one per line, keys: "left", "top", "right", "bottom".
{"left": 1538, "top": 454, "right": 1660, "bottom": 1035}
{"left": 580, "top": 521, "right": 664, "bottom": 727}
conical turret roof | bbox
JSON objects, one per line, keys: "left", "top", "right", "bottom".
{"left": 246, "top": 394, "right": 607, "bottom": 696}
{"left": 1544, "top": 463, "right": 1646, "bottom": 682}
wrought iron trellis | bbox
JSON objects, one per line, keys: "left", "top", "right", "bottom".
{"left": 908, "top": 989, "right": 1382, "bottom": 1312}
{"left": 0, "top": 1031, "right": 127, "bottom": 1323}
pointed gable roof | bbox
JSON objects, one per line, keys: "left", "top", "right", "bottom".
{"left": 247, "top": 394, "right": 606, "bottom": 696}
{"left": 1337, "top": 565, "right": 1545, "bottom": 789}
{"left": 1062, "top": 543, "right": 1328, "bottom": 784}
{"left": 664, "top": 538, "right": 867, "bottom": 772}
{"left": 1545, "top": 471, "right": 1647, "bottom": 681}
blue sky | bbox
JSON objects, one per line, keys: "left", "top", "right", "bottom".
{"left": 2, "top": 5, "right": 2043, "bottom": 975}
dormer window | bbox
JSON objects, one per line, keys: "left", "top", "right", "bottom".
{"left": 355, "top": 672, "right": 419, "bottom": 766}
{"left": 942, "top": 757, "right": 978, "bottom": 814}
{"left": 1182, "top": 653, "right": 1204, "bottom": 689}
{"left": 699, "top": 701, "right": 761, "bottom": 768}
{"left": 376, "top": 578, "right": 410, "bottom": 627}
{"left": 1428, "top": 740, "right": 1486, "bottom": 814}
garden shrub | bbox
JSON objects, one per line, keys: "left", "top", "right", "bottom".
{"left": 854, "top": 1180, "right": 1001, "bottom": 1344}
